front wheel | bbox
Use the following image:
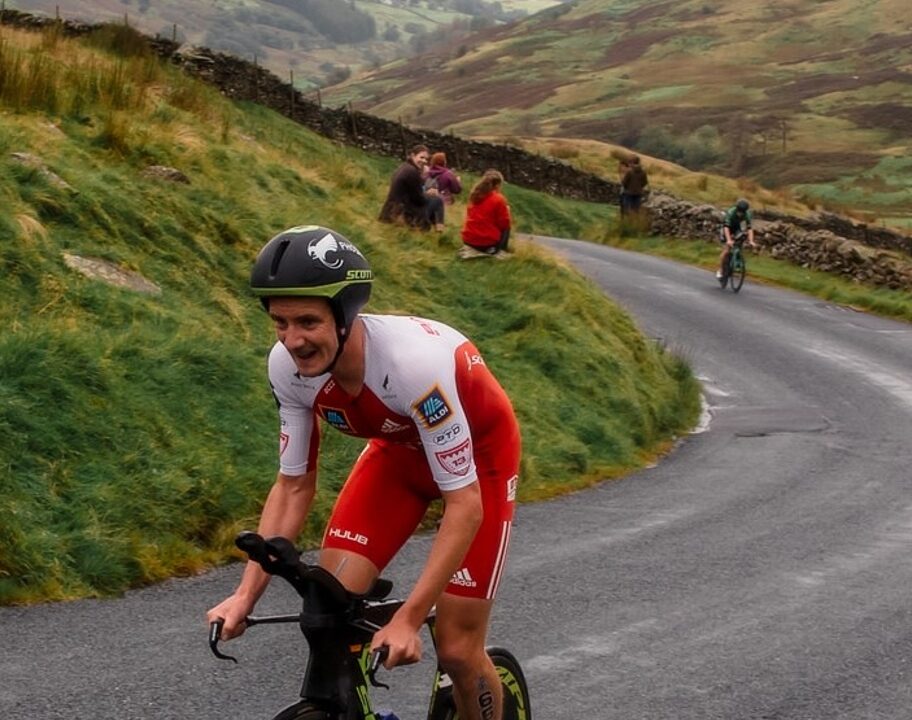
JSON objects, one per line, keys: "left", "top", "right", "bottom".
{"left": 431, "top": 647, "right": 531, "bottom": 720}
{"left": 729, "top": 256, "right": 746, "bottom": 293}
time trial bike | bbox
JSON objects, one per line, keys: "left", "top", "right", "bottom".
{"left": 718, "top": 232, "right": 748, "bottom": 293}
{"left": 209, "top": 531, "right": 532, "bottom": 720}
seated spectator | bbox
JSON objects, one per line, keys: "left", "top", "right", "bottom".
{"left": 378, "top": 144, "right": 444, "bottom": 231}
{"left": 426, "top": 152, "right": 463, "bottom": 208}
{"left": 459, "top": 169, "right": 512, "bottom": 260}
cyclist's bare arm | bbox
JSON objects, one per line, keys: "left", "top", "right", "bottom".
{"left": 374, "top": 481, "right": 484, "bottom": 666}
{"left": 206, "top": 469, "right": 317, "bottom": 639}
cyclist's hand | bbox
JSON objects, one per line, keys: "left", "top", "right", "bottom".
{"left": 207, "top": 594, "right": 254, "bottom": 640}
{"left": 372, "top": 619, "right": 423, "bottom": 668}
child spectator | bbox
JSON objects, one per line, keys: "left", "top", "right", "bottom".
{"left": 426, "top": 153, "right": 462, "bottom": 208}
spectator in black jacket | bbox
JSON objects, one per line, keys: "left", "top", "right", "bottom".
{"left": 378, "top": 144, "right": 443, "bottom": 231}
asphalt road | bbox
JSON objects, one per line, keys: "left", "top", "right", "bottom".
{"left": 3, "top": 237, "right": 911, "bottom": 719}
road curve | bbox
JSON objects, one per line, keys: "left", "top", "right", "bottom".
{"left": 2, "top": 237, "right": 911, "bottom": 720}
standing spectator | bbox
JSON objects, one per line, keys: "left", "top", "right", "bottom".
{"left": 378, "top": 144, "right": 444, "bottom": 231}
{"left": 620, "top": 155, "right": 649, "bottom": 217}
{"left": 617, "top": 157, "right": 630, "bottom": 212}
{"left": 459, "top": 170, "right": 511, "bottom": 260}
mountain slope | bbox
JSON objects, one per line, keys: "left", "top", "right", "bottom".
{"left": 9, "top": 0, "right": 562, "bottom": 88}
{"left": 324, "top": 0, "right": 912, "bottom": 224}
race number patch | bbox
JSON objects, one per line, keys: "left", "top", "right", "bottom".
{"left": 434, "top": 438, "right": 472, "bottom": 476}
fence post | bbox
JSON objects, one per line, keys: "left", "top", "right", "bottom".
{"left": 289, "top": 70, "right": 295, "bottom": 118}
{"left": 316, "top": 88, "right": 322, "bottom": 107}
{"left": 172, "top": 23, "right": 177, "bottom": 43}
{"left": 348, "top": 102, "right": 358, "bottom": 138}
{"left": 398, "top": 116, "right": 407, "bottom": 158}
{"left": 253, "top": 54, "right": 259, "bottom": 103}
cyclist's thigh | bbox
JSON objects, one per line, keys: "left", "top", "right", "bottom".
{"left": 322, "top": 440, "right": 438, "bottom": 573}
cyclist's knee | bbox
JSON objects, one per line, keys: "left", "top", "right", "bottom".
{"left": 436, "top": 635, "right": 488, "bottom": 679}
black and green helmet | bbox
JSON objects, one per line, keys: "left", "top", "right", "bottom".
{"left": 250, "top": 225, "right": 373, "bottom": 336}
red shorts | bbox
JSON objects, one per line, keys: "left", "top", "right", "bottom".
{"left": 323, "top": 434, "right": 520, "bottom": 600}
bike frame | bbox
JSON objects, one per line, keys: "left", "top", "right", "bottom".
{"left": 209, "top": 532, "right": 458, "bottom": 720}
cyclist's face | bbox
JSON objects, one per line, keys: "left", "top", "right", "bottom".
{"left": 269, "top": 297, "right": 338, "bottom": 376}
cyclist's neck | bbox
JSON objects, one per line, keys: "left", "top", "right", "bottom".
{"left": 331, "top": 317, "right": 366, "bottom": 397}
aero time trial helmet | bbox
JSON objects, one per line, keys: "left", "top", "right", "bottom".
{"left": 249, "top": 225, "right": 373, "bottom": 339}
{"left": 736, "top": 199, "right": 750, "bottom": 212}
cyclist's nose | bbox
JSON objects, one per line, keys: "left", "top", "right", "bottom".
{"left": 281, "top": 326, "right": 308, "bottom": 351}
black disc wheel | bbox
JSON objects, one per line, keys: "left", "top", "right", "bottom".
{"left": 489, "top": 647, "right": 532, "bottom": 720}
{"left": 433, "top": 647, "right": 531, "bottom": 720}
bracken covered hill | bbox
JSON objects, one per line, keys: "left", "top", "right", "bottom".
{"left": 324, "top": 0, "right": 912, "bottom": 225}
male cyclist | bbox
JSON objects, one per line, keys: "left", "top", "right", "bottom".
{"left": 717, "top": 198, "right": 758, "bottom": 279}
{"left": 207, "top": 226, "right": 521, "bottom": 720}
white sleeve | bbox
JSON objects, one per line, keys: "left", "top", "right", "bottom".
{"left": 267, "top": 344, "right": 318, "bottom": 476}
{"left": 407, "top": 371, "right": 478, "bottom": 492}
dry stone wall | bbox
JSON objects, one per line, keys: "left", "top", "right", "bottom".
{"left": 3, "top": 9, "right": 910, "bottom": 290}
{"left": 647, "top": 193, "right": 912, "bottom": 290}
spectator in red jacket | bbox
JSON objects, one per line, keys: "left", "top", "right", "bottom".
{"left": 459, "top": 170, "right": 512, "bottom": 260}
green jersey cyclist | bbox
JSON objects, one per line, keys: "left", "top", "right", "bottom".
{"left": 717, "top": 198, "right": 758, "bottom": 279}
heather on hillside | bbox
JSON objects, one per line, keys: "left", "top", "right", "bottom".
{"left": 325, "top": 0, "right": 912, "bottom": 226}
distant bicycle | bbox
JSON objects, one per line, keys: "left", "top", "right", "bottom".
{"left": 209, "top": 532, "right": 532, "bottom": 720}
{"left": 718, "top": 232, "right": 748, "bottom": 293}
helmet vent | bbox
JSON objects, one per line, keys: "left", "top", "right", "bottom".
{"left": 270, "top": 238, "right": 291, "bottom": 278}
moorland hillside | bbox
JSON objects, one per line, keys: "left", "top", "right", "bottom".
{"left": 325, "top": 0, "right": 912, "bottom": 226}
{"left": 8, "top": 0, "right": 562, "bottom": 88}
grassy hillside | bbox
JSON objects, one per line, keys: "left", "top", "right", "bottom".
{"left": 9, "top": 0, "right": 562, "bottom": 89}
{"left": 324, "top": 0, "right": 912, "bottom": 226}
{"left": 0, "top": 24, "right": 699, "bottom": 604}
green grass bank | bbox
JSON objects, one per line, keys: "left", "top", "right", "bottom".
{"left": 0, "top": 25, "right": 700, "bottom": 605}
